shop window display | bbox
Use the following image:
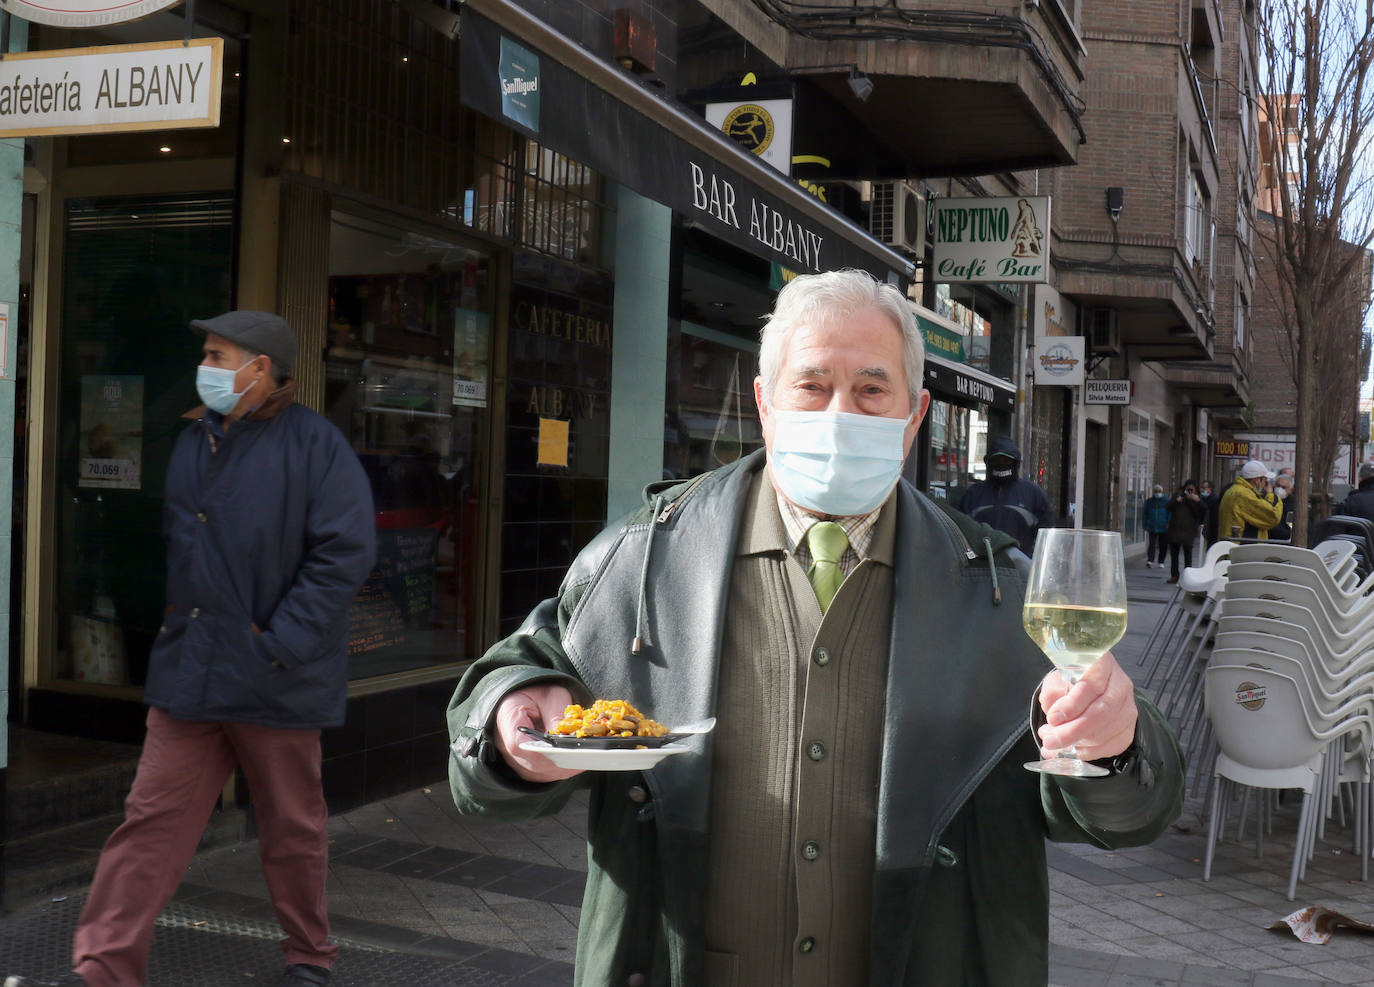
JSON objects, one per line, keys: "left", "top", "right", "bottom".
{"left": 922, "top": 400, "right": 986, "bottom": 505}
{"left": 54, "top": 193, "right": 234, "bottom": 687}
{"left": 324, "top": 214, "right": 493, "bottom": 678}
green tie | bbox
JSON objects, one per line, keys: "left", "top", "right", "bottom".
{"left": 806, "top": 521, "right": 849, "bottom": 612}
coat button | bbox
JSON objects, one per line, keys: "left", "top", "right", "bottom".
{"left": 814, "top": 647, "right": 831, "bottom": 667}
{"left": 189, "top": 607, "right": 200, "bottom": 618}
{"left": 807, "top": 741, "right": 826, "bottom": 761}
{"left": 798, "top": 936, "right": 816, "bottom": 953}
{"left": 627, "top": 786, "right": 649, "bottom": 803}
{"left": 801, "top": 840, "right": 821, "bottom": 861}
{"left": 196, "top": 512, "right": 207, "bottom": 522}
{"left": 626, "top": 975, "right": 646, "bottom": 987}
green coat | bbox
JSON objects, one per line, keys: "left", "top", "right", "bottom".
{"left": 447, "top": 451, "right": 1183, "bottom": 986}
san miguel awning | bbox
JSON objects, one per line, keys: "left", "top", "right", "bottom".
{"left": 458, "top": 0, "right": 914, "bottom": 282}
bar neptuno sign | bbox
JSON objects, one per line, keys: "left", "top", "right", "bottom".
{"left": 0, "top": 38, "right": 222, "bottom": 139}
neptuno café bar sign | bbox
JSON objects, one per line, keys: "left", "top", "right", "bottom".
{"left": 0, "top": 38, "right": 222, "bottom": 139}
{"left": 933, "top": 195, "right": 1051, "bottom": 283}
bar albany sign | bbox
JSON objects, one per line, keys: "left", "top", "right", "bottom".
{"left": 933, "top": 196, "right": 1050, "bottom": 283}
{"left": 0, "top": 38, "right": 222, "bottom": 138}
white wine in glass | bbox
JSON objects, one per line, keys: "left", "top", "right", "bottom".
{"left": 1022, "top": 528, "right": 1127, "bottom": 777}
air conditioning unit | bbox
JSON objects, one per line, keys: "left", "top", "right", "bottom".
{"left": 869, "top": 181, "right": 926, "bottom": 253}
{"left": 1086, "top": 306, "right": 1121, "bottom": 355}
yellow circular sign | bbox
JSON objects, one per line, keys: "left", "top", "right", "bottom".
{"left": 721, "top": 104, "right": 774, "bottom": 156}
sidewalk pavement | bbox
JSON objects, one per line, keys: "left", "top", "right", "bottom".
{"left": 5, "top": 552, "right": 1374, "bottom": 984}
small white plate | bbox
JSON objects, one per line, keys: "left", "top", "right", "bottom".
{"left": 519, "top": 740, "right": 693, "bottom": 771}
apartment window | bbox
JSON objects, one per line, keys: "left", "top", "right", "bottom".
{"left": 1186, "top": 172, "right": 1208, "bottom": 264}
{"left": 1235, "top": 289, "right": 1247, "bottom": 351}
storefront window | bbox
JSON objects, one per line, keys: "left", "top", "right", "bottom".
{"left": 54, "top": 193, "right": 234, "bottom": 686}
{"left": 922, "top": 400, "right": 986, "bottom": 505}
{"left": 324, "top": 212, "right": 493, "bottom": 677}
{"left": 1123, "top": 409, "right": 1153, "bottom": 545}
{"left": 500, "top": 256, "right": 614, "bottom": 636}
{"left": 664, "top": 325, "right": 762, "bottom": 480}
{"left": 665, "top": 233, "right": 770, "bottom": 480}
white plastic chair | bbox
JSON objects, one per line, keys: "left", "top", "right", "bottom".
{"left": 1137, "top": 543, "right": 1234, "bottom": 678}
{"left": 1203, "top": 664, "right": 1372, "bottom": 899}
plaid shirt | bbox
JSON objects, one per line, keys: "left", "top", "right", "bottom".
{"left": 777, "top": 495, "right": 882, "bottom": 577}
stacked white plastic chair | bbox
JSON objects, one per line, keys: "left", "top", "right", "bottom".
{"left": 1137, "top": 541, "right": 1234, "bottom": 692}
{"left": 1203, "top": 664, "right": 1372, "bottom": 899}
{"left": 1199, "top": 540, "right": 1374, "bottom": 897}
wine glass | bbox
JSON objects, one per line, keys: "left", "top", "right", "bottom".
{"left": 1022, "top": 528, "right": 1128, "bottom": 777}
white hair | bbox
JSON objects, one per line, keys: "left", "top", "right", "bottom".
{"left": 757, "top": 269, "right": 925, "bottom": 409}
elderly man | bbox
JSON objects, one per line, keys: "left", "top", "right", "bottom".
{"left": 8, "top": 312, "right": 377, "bottom": 987}
{"left": 447, "top": 270, "right": 1183, "bottom": 986}
{"left": 1217, "top": 459, "right": 1284, "bottom": 541}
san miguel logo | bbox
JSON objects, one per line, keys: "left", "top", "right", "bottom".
{"left": 1235, "top": 682, "right": 1267, "bottom": 710}
{"left": 1038, "top": 342, "right": 1080, "bottom": 378}
{"left": 721, "top": 103, "right": 775, "bottom": 156}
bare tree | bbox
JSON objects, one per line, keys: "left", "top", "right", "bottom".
{"left": 1256, "top": 0, "right": 1374, "bottom": 544}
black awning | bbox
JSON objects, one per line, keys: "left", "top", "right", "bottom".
{"left": 923, "top": 355, "right": 1017, "bottom": 413}
{"left": 459, "top": 1, "right": 912, "bottom": 282}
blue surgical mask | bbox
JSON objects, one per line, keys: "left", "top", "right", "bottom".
{"left": 768, "top": 408, "right": 911, "bottom": 516}
{"left": 196, "top": 357, "right": 257, "bottom": 415}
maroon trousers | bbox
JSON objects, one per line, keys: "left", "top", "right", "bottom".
{"left": 73, "top": 707, "right": 337, "bottom": 987}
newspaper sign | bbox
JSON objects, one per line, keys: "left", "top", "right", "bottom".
{"left": 0, "top": 38, "right": 222, "bottom": 139}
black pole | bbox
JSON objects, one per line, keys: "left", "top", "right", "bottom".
{"left": 1, "top": 11, "right": 11, "bottom": 62}
{"left": 183, "top": 0, "right": 196, "bottom": 45}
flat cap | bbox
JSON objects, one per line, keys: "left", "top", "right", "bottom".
{"left": 190, "top": 310, "right": 297, "bottom": 374}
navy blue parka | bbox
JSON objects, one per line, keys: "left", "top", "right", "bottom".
{"left": 957, "top": 436, "right": 1056, "bottom": 556}
{"left": 143, "top": 386, "right": 376, "bottom": 729}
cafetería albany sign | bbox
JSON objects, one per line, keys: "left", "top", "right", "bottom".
{"left": 0, "top": 38, "right": 222, "bottom": 138}
{"left": 933, "top": 195, "right": 1051, "bottom": 284}
{"left": 0, "top": 0, "right": 178, "bottom": 27}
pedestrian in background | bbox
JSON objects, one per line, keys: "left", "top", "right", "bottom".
{"left": 1164, "top": 480, "right": 1206, "bottom": 583}
{"left": 1217, "top": 460, "right": 1283, "bottom": 542}
{"left": 1269, "top": 473, "right": 1295, "bottom": 541}
{"left": 1336, "top": 463, "right": 1374, "bottom": 522}
{"left": 1199, "top": 479, "right": 1221, "bottom": 546}
{"left": 1142, "top": 484, "right": 1169, "bottom": 569}
{"left": 957, "top": 435, "right": 1057, "bottom": 556}
{"left": 7, "top": 312, "right": 378, "bottom": 987}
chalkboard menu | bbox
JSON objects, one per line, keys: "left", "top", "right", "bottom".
{"left": 348, "top": 528, "right": 439, "bottom": 657}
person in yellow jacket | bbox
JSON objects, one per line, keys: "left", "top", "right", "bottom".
{"left": 1217, "top": 459, "right": 1284, "bottom": 540}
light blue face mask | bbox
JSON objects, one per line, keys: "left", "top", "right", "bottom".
{"left": 768, "top": 408, "right": 912, "bottom": 516}
{"left": 196, "top": 357, "right": 257, "bottom": 415}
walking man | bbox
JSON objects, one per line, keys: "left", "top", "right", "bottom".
{"left": 1142, "top": 484, "right": 1169, "bottom": 568}
{"left": 8, "top": 312, "right": 377, "bottom": 987}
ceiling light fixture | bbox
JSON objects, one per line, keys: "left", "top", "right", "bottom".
{"left": 847, "top": 67, "right": 874, "bottom": 103}
{"left": 792, "top": 63, "right": 876, "bottom": 104}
